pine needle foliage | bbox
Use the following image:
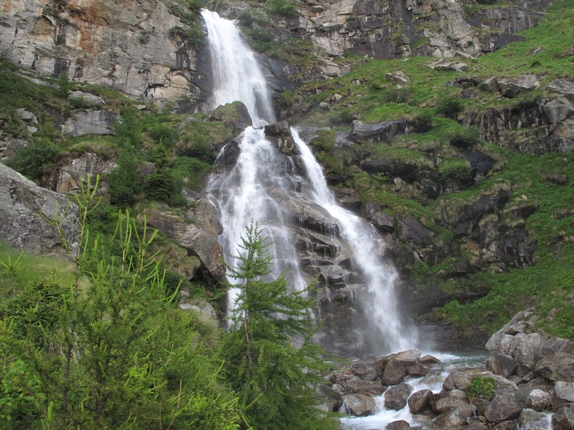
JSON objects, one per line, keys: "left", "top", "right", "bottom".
{"left": 221, "top": 222, "right": 336, "bottom": 430}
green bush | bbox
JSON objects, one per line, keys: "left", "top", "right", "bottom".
{"left": 411, "top": 110, "right": 434, "bottom": 132}
{"left": 267, "top": 0, "right": 298, "bottom": 18}
{"left": 107, "top": 153, "right": 142, "bottom": 207}
{"left": 436, "top": 97, "right": 465, "bottom": 118}
{"left": 439, "top": 158, "right": 473, "bottom": 182}
{"left": 6, "top": 139, "right": 61, "bottom": 181}
{"left": 466, "top": 376, "right": 496, "bottom": 398}
{"left": 146, "top": 124, "right": 178, "bottom": 147}
{"left": 448, "top": 126, "right": 481, "bottom": 149}
{"left": 171, "top": 157, "right": 212, "bottom": 190}
{"left": 145, "top": 169, "right": 185, "bottom": 206}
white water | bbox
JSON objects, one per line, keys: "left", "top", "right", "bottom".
{"left": 291, "top": 128, "right": 418, "bottom": 353}
{"left": 203, "top": 8, "right": 416, "bottom": 353}
{"left": 201, "top": 9, "right": 276, "bottom": 127}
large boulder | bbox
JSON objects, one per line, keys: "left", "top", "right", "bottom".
{"left": 0, "top": 162, "right": 79, "bottom": 254}
{"left": 484, "top": 390, "right": 522, "bottom": 423}
{"left": 341, "top": 394, "right": 376, "bottom": 417}
{"left": 350, "top": 120, "right": 407, "bottom": 144}
{"left": 384, "top": 383, "right": 413, "bottom": 410}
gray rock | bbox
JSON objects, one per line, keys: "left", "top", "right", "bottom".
{"left": 341, "top": 394, "right": 376, "bottom": 417}
{"left": 351, "top": 120, "right": 407, "bottom": 144}
{"left": 553, "top": 404, "right": 574, "bottom": 430}
{"left": 542, "top": 97, "right": 574, "bottom": 124}
{"left": 408, "top": 389, "right": 433, "bottom": 413}
{"left": 16, "top": 108, "right": 38, "bottom": 123}
{"left": 69, "top": 91, "right": 106, "bottom": 106}
{"left": 535, "top": 352, "right": 574, "bottom": 381}
{"left": 434, "top": 397, "right": 468, "bottom": 413}
{"left": 517, "top": 409, "right": 552, "bottom": 430}
{"left": 61, "top": 110, "right": 118, "bottom": 136}
{"left": 406, "top": 362, "right": 429, "bottom": 377}
{"left": 47, "top": 153, "right": 117, "bottom": 193}
{"left": 394, "top": 349, "right": 422, "bottom": 365}
{"left": 555, "top": 381, "right": 574, "bottom": 402}
{"left": 498, "top": 75, "right": 539, "bottom": 98}
{"left": 487, "top": 354, "right": 518, "bottom": 378}
{"left": 525, "top": 388, "right": 552, "bottom": 411}
{"left": 0, "top": 162, "right": 79, "bottom": 254}
{"left": 432, "top": 403, "right": 475, "bottom": 428}
{"left": 484, "top": 391, "right": 522, "bottom": 423}
{"left": 382, "top": 359, "right": 407, "bottom": 385}
{"left": 478, "top": 76, "right": 501, "bottom": 93}
{"left": 384, "top": 383, "right": 413, "bottom": 410}
{"left": 492, "top": 421, "right": 518, "bottom": 430}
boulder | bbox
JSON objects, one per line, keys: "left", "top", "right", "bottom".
{"left": 341, "top": 394, "right": 376, "bottom": 417}
{"left": 487, "top": 354, "right": 518, "bottom": 378}
{"left": 498, "top": 75, "right": 539, "bottom": 98}
{"left": 553, "top": 404, "right": 574, "bottom": 430}
{"left": 381, "top": 359, "right": 407, "bottom": 385}
{"left": 535, "top": 352, "right": 574, "bottom": 381}
{"left": 393, "top": 349, "right": 422, "bottom": 365}
{"left": 484, "top": 391, "right": 522, "bottom": 423}
{"left": 406, "top": 362, "right": 429, "bottom": 377}
{"left": 517, "top": 409, "right": 552, "bottom": 430}
{"left": 432, "top": 403, "right": 475, "bottom": 428}
{"left": 478, "top": 76, "right": 500, "bottom": 93}
{"left": 434, "top": 397, "right": 468, "bottom": 413}
{"left": 0, "top": 162, "right": 79, "bottom": 254}
{"left": 384, "top": 383, "right": 413, "bottom": 410}
{"left": 555, "top": 381, "right": 574, "bottom": 402}
{"left": 48, "top": 152, "right": 117, "bottom": 193}
{"left": 408, "top": 389, "right": 432, "bottom": 413}
{"left": 524, "top": 389, "right": 552, "bottom": 411}
{"left": 386, "top": 420, "right": 411, "bottom": 430}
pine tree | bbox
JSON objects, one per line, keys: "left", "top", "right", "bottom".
{"left": 221, "top": 222, "right": 337, "bottom": 430}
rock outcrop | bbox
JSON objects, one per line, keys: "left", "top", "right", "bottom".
{"left": 0, "top": 0, "right": 207, "bottom": 107}
{"left": 0, "top": 162, "right": 79, "bottom": 254}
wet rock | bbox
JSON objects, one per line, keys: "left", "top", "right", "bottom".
{"left": 408, "top": 389, "right": 433, "bottom": 413}
{"left": 399, "top": 215, "right": 434, "bottom": 248}
{"left": 435, "top": 397, "right": 468, "bottom": 413}
{"left": 492, "top": 421, "right": 518, "bottom": 430}
{"left": 484, "top": 390, "right": 522, "bottom": 423}
{"left": 386, "top": 420, "right": 411, "bottom": 430}
{"left": 341, "top": 393, "right": 376, "bottom": 417}
{"left": 407, "top": 362, "right": 429, "bottom": 377}
{"left": 381, "top": 359, "right": 407, "bottom": 385}
{"left": 384, "top": 383, "right": 413, "bottom": 410}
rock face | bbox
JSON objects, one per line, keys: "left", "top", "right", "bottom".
{"left": 0, "top": 0, "right": 206, "bottom": 106}
{"left": 0, "top": 162, "right": 79, "bottom": 254}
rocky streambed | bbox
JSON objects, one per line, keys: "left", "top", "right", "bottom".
{"left": 325, "top": 310, "right": 574, "bottom": 429}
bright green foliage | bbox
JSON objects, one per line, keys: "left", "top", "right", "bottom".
{"left": 221, "top": 223, "right": 336, "bottom": 430}
{"left": 448, "top": 126, "right": 481, "bottom": 149}
{"left": 439, "top": 158, "right": 473, "bottom": 183}
{"left": 466, "top": 376, "right": 496, "bottom": 399}
{"left": 0, "top": 178, "right": 241, "bottom": 429}
{"left": 107, "top": 151, "right": 142, "bottom": 206}
{"left": 6, "top": 139, "right": 62, "bottom": 181}
{"left": 435, "top": 97, "right": 465, "bottom": 119}
{"left": 267, "top": 0, "right": 298, "bottom": 18}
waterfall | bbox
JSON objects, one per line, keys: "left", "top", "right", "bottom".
{"left": 291, "top": 128, "right": 418, "bottom": 352}
{"left": 203, "top": 9, "right": 417, "bottom": 354}
{"left": 201, "top": 9, "right": 276, "bottom": 127}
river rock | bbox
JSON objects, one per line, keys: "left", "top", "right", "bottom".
{"left": 381, "top": 359, "right": 407, "bottom": 385}
{"left": 408, "top": 389, "right": 432, "bottom": 413}
{"left": 484, "top": 390, "right": 522, "bottom": 423}
{"left": 393, "top": 349, "right": 422, "bottom": 365}
{"left": 342, "top": 393, "right": 376, "bottom": 417}
{"left": 555, "top": 381, "right": 574, "bottom": 402}
{"left": 434, "top": 397, "right": 469, "bottom": 413}
{"left": 386, "top": 420, "right": 411, "bottom": 430}
{"left": 553, "top": 404, "right": 574, "bottom": 430}
{"left": 406, "top": 362, "right": 429, "bottom": 377}
{"left": 487, "top": 354, "right": 518, "bottom": 378}
{"left": 384, "top": 382, "right": 413, "bottom": 410}
{"left": 535, "top": 352, "right": 574, "bottom": 381}
{"left": 0, "top": 162, "right": 79, "bottom": 254}
{"left": 525, "top": 388, "right": 552, "bottom": 411}
{"left": 432, "top": 403, "right": 475, "bottom": 428}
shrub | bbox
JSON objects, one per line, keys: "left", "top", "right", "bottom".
{"left": 147, "top": 124, "right": 178, "bottom": 147}
{"left": 436, "top": 97, "right": 465, "bottom": 118}
{"left": 448, "top": 126, "right": 481, "bottom": 149}
{"left": 267, "top": 0, "right": 298, "bottom": 18}
{"left": 6, "top": 138, "right": 61, "bottom": 181}
{"left": 466, "top": 376, "right": 496, "bottom": 398}
{"left": 145, "top": 169, "right": 185, "bottom": 206}
{"left": 411, "top": 110, "right": 434, "bottom": 132}
{"left": 439, "top": 158, "right": 473, "bottom": 182}
{"left": 107, "top": 153, "right": 142, "bottom": 207}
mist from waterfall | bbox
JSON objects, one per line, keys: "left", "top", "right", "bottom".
{"left": 291, "top": 128, "right": 418, "bottom": 352}
{"left": 201, "top": 10, "right": 276, "bottom": 127}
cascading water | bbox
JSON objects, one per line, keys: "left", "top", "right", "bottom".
{"left": 203, "top": 9, "right": 417, "bottom": 354}
{"left": 201, "top": 10, "right": 276, "bottom": 127}
{"left": 291, "top": 128, "right": 418, "bottom": 353}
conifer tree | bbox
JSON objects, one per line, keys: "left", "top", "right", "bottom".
{"left": 221, "top": 222, "right": 336, "bottom": 430}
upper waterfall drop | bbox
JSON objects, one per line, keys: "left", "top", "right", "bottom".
{"left": 201, "top": 9, "right": 276, "bottom": 128}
